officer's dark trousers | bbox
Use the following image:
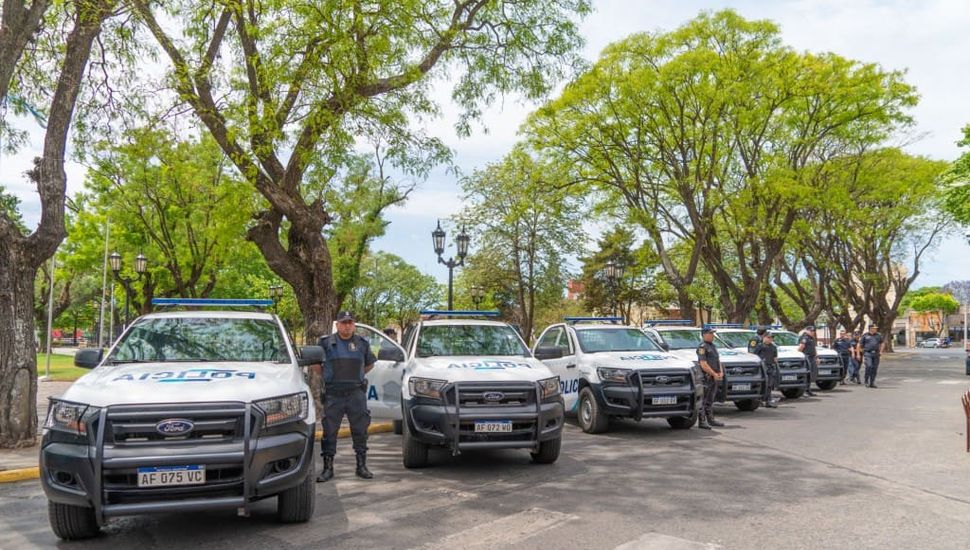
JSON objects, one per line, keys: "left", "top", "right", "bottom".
{"left": 839, "top": 354, "right": 851, "bottom": 381}
{"left": 848, "top": 356, "right": 860, "bottom": 380}
{"left": 806, "top": 355, "right": 818, "bottom": 390}
{"left": 864, "top": 353, "right": 881, "bottom": 385}
{"left": 701, "top": 374, "right": 718, "bottom": 420}
{"left": 321, "top": 386, "right": 370, "bottom": 457}
{"left": 762, "top": 362, "right": 778, "bottom": 402}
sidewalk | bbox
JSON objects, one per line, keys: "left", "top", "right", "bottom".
{"left": 0, "top": 380, "right": 71, "bottom": 473}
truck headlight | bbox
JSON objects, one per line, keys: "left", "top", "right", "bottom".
{"left": 597, "top": 367, "right": 629, "bottom": 384}
{"left": 409, "top": 377, "right": 447, "bottom": 400}
{"left": 45, "top": 400, "right": 96, "bottom": 435}
{"left": 256, "top": 392, "right": 309, "bottom": 427}
{"left": 538, "top": 377, "right": 560, "bottom": 399}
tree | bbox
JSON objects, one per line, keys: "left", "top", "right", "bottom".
{"left": 909, "top": 292, "right": 960, "bottom": 337}
{"left": 0, "top": 0, "right": 117, "bottom": 448}
{"left": 943, "top": 281, "right": 970, "bottom": 306}
{"left": 528, "top": 10, "right": 916, "bottom": 322}
{"left": 130, "top": 0, "right": 591, "bottom": 344}
{"left": 942, "top": 124, "right": 970, "bottom": 225}
{"left": 346, "top": 252, "right": 443, "bottom": 332}
{"left": 578, "top": 227, "right": 662, "bottom": 323}
{"left": 461, "top": 149, "right": 584, "bottom": 343}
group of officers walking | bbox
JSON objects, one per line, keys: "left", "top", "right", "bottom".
{"left": 696, "top": 324, "right": 885, "bottom": 429}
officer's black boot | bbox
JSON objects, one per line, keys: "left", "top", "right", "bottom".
{"left": 355, "top": 453, "right": 373, "bottom": 480}
{"left": 698, "top": 416, "right": 712, "bottom": 430}
{"left": 316, "top": 456, "right": 334, "bottom": 483}
{"left": 707, "top": 413, "right": 724, "bottom": 428}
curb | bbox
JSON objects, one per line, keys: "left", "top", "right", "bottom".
{"left": 0, "top": 421, "right": 396, "bottom": 484}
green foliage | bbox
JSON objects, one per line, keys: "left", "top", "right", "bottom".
{"left": 578, "top": 227, "right": 663, "bottom": 321}
{"left": 0, "top": 185, "right": 25, "bottom": 234}
{"left": 346, "top": 251, "right": 443, "bottom": 331}
{"left": 942, "top": 124, "right": 970, "bottom": 225}
{"left": 909, "top": 292, "right": 960, "bottom": 315}
{"left": 898, "top": 286, "right": 943, "bottom": 315}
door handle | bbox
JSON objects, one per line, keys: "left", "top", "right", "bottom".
{"left": 566, "top": 364, "right": 577, "bottom": 369}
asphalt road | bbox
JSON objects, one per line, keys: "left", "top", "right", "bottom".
{"left": 3, "top": 348, "right": 969, "bottom": 549}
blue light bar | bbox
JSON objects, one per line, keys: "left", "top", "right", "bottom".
{"left": 564, "top": 316, "right": 624, "bottom": 324}
{"left": 643, "top": 319, "right": 694, "bottom": 326}
{"left": 152, "top": 298, "right": 274, "bottom": 308}
{"left": 704, "top": 323, "right": 745, "bottom": 329}
{"left": 750, "top": 325, "right": 784, "bottom": 330}
{"left": 419, "top": 310, "right": 500, "bottom": 317}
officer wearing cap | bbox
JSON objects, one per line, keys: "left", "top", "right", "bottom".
{"left": 857, "top": 324, "right": 885, "bottom": 388}
{"left": 753, "top": 331, "right": 779, "bottom": 408}
{"left": 696, "top": 327, "right": 725, "bottom": 429}
{"left": 798, "top": 325, "right": 818, "bottom": 397}
{"left": 747, "top": 327, "right": 766, "bottom": 354}
{"left": 316, "top": 311, "right": 376, "bottom": 482}
{"left": 848, "top": 330, "right": 862, "bottom": 384}
{"left": 832, "top": 330, "right": 854, "bottom": 385}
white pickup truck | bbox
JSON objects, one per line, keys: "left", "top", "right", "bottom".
{"left": 714, "top": 327, "right": 810, "bottom": 399}
{"left": 533, "top": 318, "right": 701, "bottom": 433}
{"left": 40, "top": 299, "right": 320, "bottom": 540}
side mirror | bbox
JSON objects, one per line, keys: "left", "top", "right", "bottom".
{"left": 298, "top": 346, "right": 324, "bottom": 366}
{"left": 74, "top": 349, "right": 103, "bottom": 369}
{"left": 659, "top": 342, "right": 670, "bottom": 352}
{"left": 534, "top": 346, "right": 564, "bottom": 360}
{"left": 378, "top": 346, "right": 405, "bottom": 362}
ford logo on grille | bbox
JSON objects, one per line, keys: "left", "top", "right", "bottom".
{"left": 482, "top": 392, "right": 505, "bottom": 402}
{"left": 655, "top": 376, "right": 671, "bottom": 384}
{"left": 730, "top": 367, "right": 745, "bottom": 375}
{"left": 156, "top": 419, "right": 194, "bottom": 436}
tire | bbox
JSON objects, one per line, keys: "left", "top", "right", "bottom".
{"left": 577, "top": 387, "right": 610, "bottom": 434}
{"left": 402, "top": 419, "right": 429, "bottom": 469}
{"left": 48, "top": 501, "right": 100, "bottom": 540}
{"left": 530, "top": 436, "right": 561, "bottom": 464}
{"left": 277, "top": 472, "right": 315, "bottom": 523}
{"left": 666, "top": 409, "right": 697, "bottom": 429}
{"left": 816, "top": 380, "right": 838, "bottom": 391}
{"left": 781, "top": 388, "right": 805, "bottom": 399}
{"left": 734, "top": 399, "right": 760, "bottom": 412}
{"left": 393, "top": 419, "right": 403, "bottom": 435}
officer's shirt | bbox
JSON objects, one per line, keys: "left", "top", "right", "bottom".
{"left": 799, "top": 333, "right": 817, "bottom": 357}
{"left": 696, "top": 341, "right": 721, "bottom": 374}
{"left": 832, "top": 337, "right": 853, "bottom": 356}
{"left": 860, "top": 333, "right": 883, "bottom": 355}
{"left": 754, "top": 341, "right": 778, "bottom": 365}
{"left": 849, "top": 337, "right": 859, "bottom": 352}
{"left": 747, "top": 338, "right": 760, "bottom": 354}
{"left": 319, "top": 334, "right": 377, "bottom": 389}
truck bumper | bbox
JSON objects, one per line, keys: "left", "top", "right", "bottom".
{"left": 719, "top": 375, "right": 765, "bottom": 402}
{"left": 815, "top": 357, "right": 846, "bottom": 381}
{"left": 591, "top": 378, "right": 700, "bottom": 420}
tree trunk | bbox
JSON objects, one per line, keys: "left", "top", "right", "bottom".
{"left": 0, "top": 246, "right": 40, "bottom": 447}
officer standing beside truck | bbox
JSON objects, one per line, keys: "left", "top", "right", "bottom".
{"left": 754, "top": 331, "right": 780, "bottom": 408}
{"left": 833, "top": 330, "right": 854, "bottom": 385}
{"left": 858, "top": 324, "right": 885, "bottom": 388}
{"left": 316, "top": 311, "right": 376, "bottom": 482}
{"left": 798, "top": 326, "right": 818, "bottom": 397}
{"left": 697, "top": 327, "right": 725, "bottom": 429}
{"left": 848, "top": 330, "right": 862, "bottom": 384}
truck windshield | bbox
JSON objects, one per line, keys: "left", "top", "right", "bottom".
{"left": 416, "top": 325, "right": 528, "bottom": 357}
{"left": 108, "top": 317, "right": 290, "bottom": 363}
{"left": 657, "top": 329, "right": 729, "bottom": 350}
{"left": 576, "top": 328, "right": 663, "bottom": 353}
{"left": 771, "top": 331, "right": 800, "bottom": 346}
{"left": 718, "top": 331, "right": 758, "bottom": 349}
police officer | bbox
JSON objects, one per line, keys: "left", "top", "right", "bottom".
{"left": 857, "top": 324, "right": 885, "bottom": 388}
{"left": 747, "top": 328, "right": 765, "bottom": 354}
{"left": 848, "top": 330, "right": 862, "bottom": 384}
{"left": 832, "top": 330, "right": 854, "bottom": 385}
{"left": 316, "top": 311, "right": 376, "bottom": 482}
{"left": 696, "top": 327, "right": 725, "bottom": 429}
{"left": 754, "top": 331, "right": 779, "bottom": 408}
{"left": 798, "top": 325, "right": 818, "bottom": 397}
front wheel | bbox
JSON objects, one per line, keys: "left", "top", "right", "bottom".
{"left": 734, "top": 399, "right": 760, "bottom": 412}
{"left": 781, "top": 388, "right": 805, "bottom": 399}
{"left": 392, "top": 419, "right": 403, "bottom": 435}
{"left": 816, "top": 380, "right": 838, "bottom": 390}
{"left": 48, "top": 501, "right": 100, "bottom": 540}
{"left": 667, "top": 408, "right": 697, "bottom": 429}
{"left": 277, "top": 472, "right": 315, "bottom": 523}
{"left": 402, "top": 419, "right": 429, "bottom": 469}
{"left": 577, "top": 387, "right": 610, "bottom": 434}
{"left": 530, "top": 436, "right": 561, "bottom": 464}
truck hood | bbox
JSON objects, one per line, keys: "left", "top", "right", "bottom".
{"left": 409, "top": 356, "right": 554, "bottom": 383}
{"left": 580, "top": 351, "right": 693, "bottom": 371}
{"left": 60, "top": 362, "right": 307, "bottom": 408}
{"left": 667, "top": 348, "right": 761, "bottom": 364}
{"left": 777, "top": 345, "right": 838, "bottom": 357}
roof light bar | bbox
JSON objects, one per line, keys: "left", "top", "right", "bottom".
{"left": 564, "top": 316, "right": 624, "bottom": 324}
{"left": 419, "top": 310, "right": 500, "bottom": 317}
{"left": 643, "top": 319, "right": 694, "bottom": 326}
{"left": 151, "top": 298, "right": 274, "bottom": 308}
{"left": 703, "top": 323, "right": 745, "bottom": 329}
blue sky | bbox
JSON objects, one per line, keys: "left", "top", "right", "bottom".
{"left": 4, "top": 0, "right": 970, "bottom": 288}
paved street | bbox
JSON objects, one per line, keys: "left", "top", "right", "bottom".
{"left": 3, "top": 349, "right": 969, "bottom": 549}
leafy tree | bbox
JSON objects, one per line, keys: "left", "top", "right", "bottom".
{"left": 578, "top": 227, "right": 662, "bottom": 323}
{"left": 345, "top": 252, "right": 443, "bottom": 333}
{"left": 910, "top": 292, "right": 960, "bottom": 337}
{"left": 0, "top": 0, "right": 117, "bottom": 448}
{"left": 942, "top": 124, "right": 970, "bottom": 225}
{"left": 943, "top": 281, "right": 970, "bottom": 306}
{"left": 129, "top": 0, "right": 591, "bottom": 344}
{"left": 460, "top": 149, "right": 584, "bottom": 343}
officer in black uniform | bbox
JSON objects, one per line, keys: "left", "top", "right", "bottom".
{"left": 848, "top": 330, "right": 862, "bottom": 384}
{"left": 696, "top": 327, "right": 724, "bottom": 429}
{"left": 832, "top": 330, "right": 854, "bottom": 385}
{"left": 316, "top": 311, "right": 377, "bottom": 482}
{"left": 798, "top": 326, "right": 818, "bottom": 397}
{"left": 747, "top": 328, "right": 766, "bottom": 354}
{"left": 857, "top": 324, "right": 884, "bottom": 388}
{"left": 754, "top": 331, "right": 779, "bottom": 408}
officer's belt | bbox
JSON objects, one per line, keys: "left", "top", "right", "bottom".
{"left": 324, "top": 383, "right": 366, "bottom": 397}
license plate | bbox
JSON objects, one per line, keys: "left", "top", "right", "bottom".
{"left": 781, "top": 375, "right": 798, "bottom": 382}
{"left": 474, "top": 420, "right": 512, "bottom": 433}
{"left": 137, "top": 465, "right": 205, "bottom": 488}
{"left": 651, "top": 396, "right": 677, "bottom": 406}
{"left": 732, "top": 383, "right": 752, "bottom": 392}
{"left": 819, "top": 369, "right": 832, "bottom": 376}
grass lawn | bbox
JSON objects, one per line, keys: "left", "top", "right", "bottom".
{"left": 36, "top": 353, "right": 89, "bottom": 381}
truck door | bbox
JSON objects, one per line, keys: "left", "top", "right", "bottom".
{"left": 353, "top": 323, "right": 407, "bottom": 420}
{"left": 535, "top": 325, "right": 581, "bottom": 411}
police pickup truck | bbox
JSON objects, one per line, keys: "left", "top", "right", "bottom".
{"left": 714, "top": 327, "right": 810, "bottom": 400}
{"left": 394, "top": 311, "right": 564, "bottom": 468}
{"left": 532, "top": 318, "right": 701, "bottom": 433}
{"left": 770, "top": 329, "right": 845, "bottom": 390}
{"left": 40, "top": 299, "right": 320, "bottom": 540}
{"left": 642, "top": 321, "right": 766, "bottom": 411}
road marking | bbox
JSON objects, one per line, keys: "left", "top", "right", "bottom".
{"left": 899, "top": 378, "right": 924, "bottom": 384}
{"left": 416, "top": 508, "right": 575, "bottom": 550}
{"left": 614, "top": 532, "right": 723, "bottom": 550}
{"left": 937, "top": 380, "right": 966, "bottom": 385}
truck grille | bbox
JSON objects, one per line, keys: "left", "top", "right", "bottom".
{"left": 451, "top": 383, "right": 538, "bottom": 408}
{"left": 105, "top": 403, "right": 248, "bottom": 446}
{"left": 778, "top": 359, "right": 805, "bottom": 370}
{"left": 725, "top": 364, "right": 761, "bottom": 377}
{"left": 639, "top": 371, "right": 690, "bottom": 387}
{"left": 817, "top": 356, "right": 841, "bottom": 367}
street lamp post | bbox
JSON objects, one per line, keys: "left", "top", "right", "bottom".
{"left": 470, "top": 285, "right": 485, "bottom": 309}
{"left": 432, "top": 220, "right": 470, "bottom": 311}
{"left": 268, "top": 284, "right": 284, "bottom": 315}
{"left": 604, "top": 260, "right": 624, "bottom": 319}
{"left": 109, "top": 252, "right": 147, "bottom": 332}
